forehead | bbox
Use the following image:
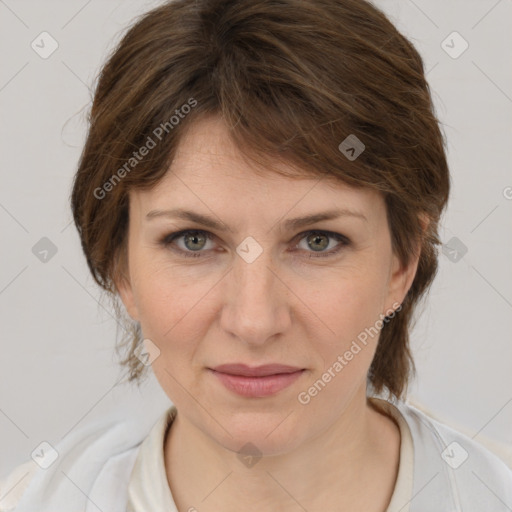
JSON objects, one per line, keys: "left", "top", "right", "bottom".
{"left": 131, "top": 116, "right": 383, "bottom": 223}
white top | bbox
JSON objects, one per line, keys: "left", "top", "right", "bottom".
{"left": 125, "top": 397, "right": 415, "bottom": 511}
{"left": 2, "top": 396, "right": 511, "bottom": 511}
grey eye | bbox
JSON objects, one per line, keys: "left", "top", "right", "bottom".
{"left": 183, "top": 231, "right": 208, "bottom": 251}
{"left": 306, "top": 232, "right": 330, "bottom": 252}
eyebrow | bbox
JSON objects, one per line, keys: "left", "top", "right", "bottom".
{"left": 145, "top": 207, "right": 368, "bottom": 232}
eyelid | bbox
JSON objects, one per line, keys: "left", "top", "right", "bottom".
{"left": 291, "top": 229, "right": 350, "bottom": 258}
{"left": 160, "top": 229, "right": 216, "bottom": 257}
{"left": 160, "top": 228, "right": 350, "bottom": 259}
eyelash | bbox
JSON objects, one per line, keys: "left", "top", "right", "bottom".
{"left": 158, "top": 229, "right": 350, "bottom": 259}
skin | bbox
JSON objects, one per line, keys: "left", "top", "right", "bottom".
{"left": 116, "top": 115, "right": 422, "bottom": 511}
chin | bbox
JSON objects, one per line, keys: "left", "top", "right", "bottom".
{"left": 208, "top": 411, "right": 307, "bottom": 458}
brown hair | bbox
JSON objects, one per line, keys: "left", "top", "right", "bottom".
{"left": 71, "top": 0, "right": 450, "bottom": 400}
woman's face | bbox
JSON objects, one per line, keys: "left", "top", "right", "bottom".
{"left": 117, "top": 116, "right": 418, "bottom": 456}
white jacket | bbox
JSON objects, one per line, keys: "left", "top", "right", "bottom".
{"left": 1, "top": 398, "right": 511, "bottom": 511}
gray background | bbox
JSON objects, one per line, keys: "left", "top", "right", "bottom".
{"left": 1, "top": 0, "right": 511, "bottom": 477}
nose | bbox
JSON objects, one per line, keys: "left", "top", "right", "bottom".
{"left": 219, "top": 246, "right": 291, "bottom": 346}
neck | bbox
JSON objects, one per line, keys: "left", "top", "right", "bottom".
{"left": 164, "top": 387, "right": 400, "bottom": 512}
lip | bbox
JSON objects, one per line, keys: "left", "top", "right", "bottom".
{"left": 209, "top": 364, "right": 305, "bottom": 398}
{"left": 211, "top": 363, "right": 303, "bottom": 377}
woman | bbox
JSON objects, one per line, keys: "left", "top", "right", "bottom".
{"left": 1, "top": 0, "right": 511, "bottom": 510}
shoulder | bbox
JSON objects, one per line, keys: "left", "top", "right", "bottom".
{"left": 0, "top": 413, "right": 152, "bottom": 512}
{"left": 0, "top": 460, "right": 38, "bottom": 511}
{"left": 395, "top": 399, "right": 512, "bottom": 510}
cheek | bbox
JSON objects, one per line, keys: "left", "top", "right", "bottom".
{"left": 136, "top": 290, "right": 189, "bottom": 343}
{"left": 309, "top": 262, "right": 389, "bottom": 337}
{"left": 295, "top": 276, "right": 386, "bottom": 416}
{"left": 131, "top": 251, "right": 209, "bottom": 327}
{"left": 130, "top": 262, "right": 219, "bottom": 363}
{"left": 302, "top": 263, "right": 390, "bottom": 379}
{"left": 132, "top": 271, "right": 210, "bottom": 401}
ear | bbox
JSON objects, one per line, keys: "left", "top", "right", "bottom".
{"left": 112, "top": 250, "right": 140, "bottom": 322}
{"left": 115, "top": 273, "right": 140, "bottom": 322}
{"left": 383, "top": 213, "right": 429, "bottom": 314}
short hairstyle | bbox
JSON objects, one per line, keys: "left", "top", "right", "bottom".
{"left": 71, "top": 0, "right": 450, "bottom": 400}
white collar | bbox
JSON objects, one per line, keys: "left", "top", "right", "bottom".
{"left": 125, "top": 398, "right": 414, "bottom": 511}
